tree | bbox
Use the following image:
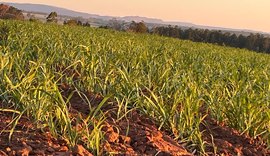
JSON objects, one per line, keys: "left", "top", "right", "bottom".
{"left": 227, "top": 34, "right": 238, "bottom": 47}
{"left": 83, "top": 22, "right": 91, "bottom": 27}
{"left": 238, "top": 34, "right": 246, "bottom": 48}
{"left": 46, "top": 12, "right": 58, "bottom": 23}
{"left": 0, "top": 4, "right": 24, "bottom": 20}
{"left": 128, "top": 21, "right": 136, "bottom": 32}
{"left": 128, "top": 21, "right": 148, "bottom": 33}
{"left": 77, "top": 20, "right": 83, "bottom": 26}
{"left": 170, "top": 25, "right": 180, "bottom": 38}
{"left": 137, "top": 21, "right": 148, "bottom": 33}
{"left": 261, "top": 37, "right": 270, "bottom": 53}
{"left": 245, "top": 34, "right": 257, "bottom": 50}
{"left": 108, "top": 18, "right": 125, "bottom": 31}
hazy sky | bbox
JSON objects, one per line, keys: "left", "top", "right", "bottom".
{"left": 4, "top": 0, "right": 270, "bottom": 32}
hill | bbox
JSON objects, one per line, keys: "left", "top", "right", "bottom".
{"left": 0, "top": 3, "right": 24, "bottom": 20}
{"left": 2, "top": 2, "right": 113, "bottom": 20}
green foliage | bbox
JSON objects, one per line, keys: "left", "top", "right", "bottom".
{"left": 0, "top": 23, "right": 9, "bottom": 46}
{"left": 153, "top": 26, "right": 270, "bottom": 53}
{"left": 0, "top": 20, "right": 270, "bottom": 155}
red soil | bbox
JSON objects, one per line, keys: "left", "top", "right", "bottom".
{"left": 201, "top": 116, "right": 270, "bottom": 156}
{"left": 0, "top": 111, "right": 93, "bottom": 156}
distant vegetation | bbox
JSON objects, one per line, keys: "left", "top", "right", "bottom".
{"left": 102, "top": 19, "right": 148, "bottom": 33}
{"left": 102, "top": 18, "right": 270, "bottom": 54}
{"left": 0, "top": 4, "right": 24, "bottom": 20}
{"left": 128, "top": 21, "right": 148, "bottom": 33}
{"left": 64, "top": 19, "right": 91, "bottom": 27}
{"left": 152, "top": 26, "right": 270, "bottom": 53}
{"left": 46, "top": 11, "right": 58, "bottom": 23}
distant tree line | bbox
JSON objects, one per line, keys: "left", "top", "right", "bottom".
{"left": 64, "top": 19, "right": 91, "bottom": 27}
{"left": 151, "top": 26, "right": 270, "bottom": 53}
{"left": 102, "top": 19, "right": 270, "bottom": 53}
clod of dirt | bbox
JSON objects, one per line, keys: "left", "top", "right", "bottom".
{"left": 119, "top": 135, "right": 131, "bottom": 144}
{"left": 58, "top": 146, "right": 69, "bottom": 152}
{"left": 47, "top": 147, "right": 55, "bottom": 153}
{"left": 14, "top": 142, "right": 32, "bottom": 156}
{"left": 52, "top": 144, "right": 61, "bottom": 149}
{"left": 105, "top": 131, "right": 120, "bottom": 143}
{"left": 54, "top": 151, "right": 72, "bottom": 156}
{"left": 5, "top": 147, "right": 11, "bottom": 152}
{"left": 16, "top": 146, "right": 32, "bottom": 156}
{"left": 5, "top": 147, "right": 16, "bottom": 156}
{"left": 0, "top": 150, "right": 8, "bottom": 156}
{"left": 31, "top": 149, "right": 45, "bottom": 155}
{"left": 73, "top": 145, "right": 93, "bottom": 156}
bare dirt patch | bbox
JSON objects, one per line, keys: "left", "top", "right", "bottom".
{"left": 0, "top": 111, "right": 93, "bottom": 156}
{"left": 201, "top": 116, "right": 270, "bottom": 156}
{"left": 102, "top": 111, "right": 192, "bottom": 155}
